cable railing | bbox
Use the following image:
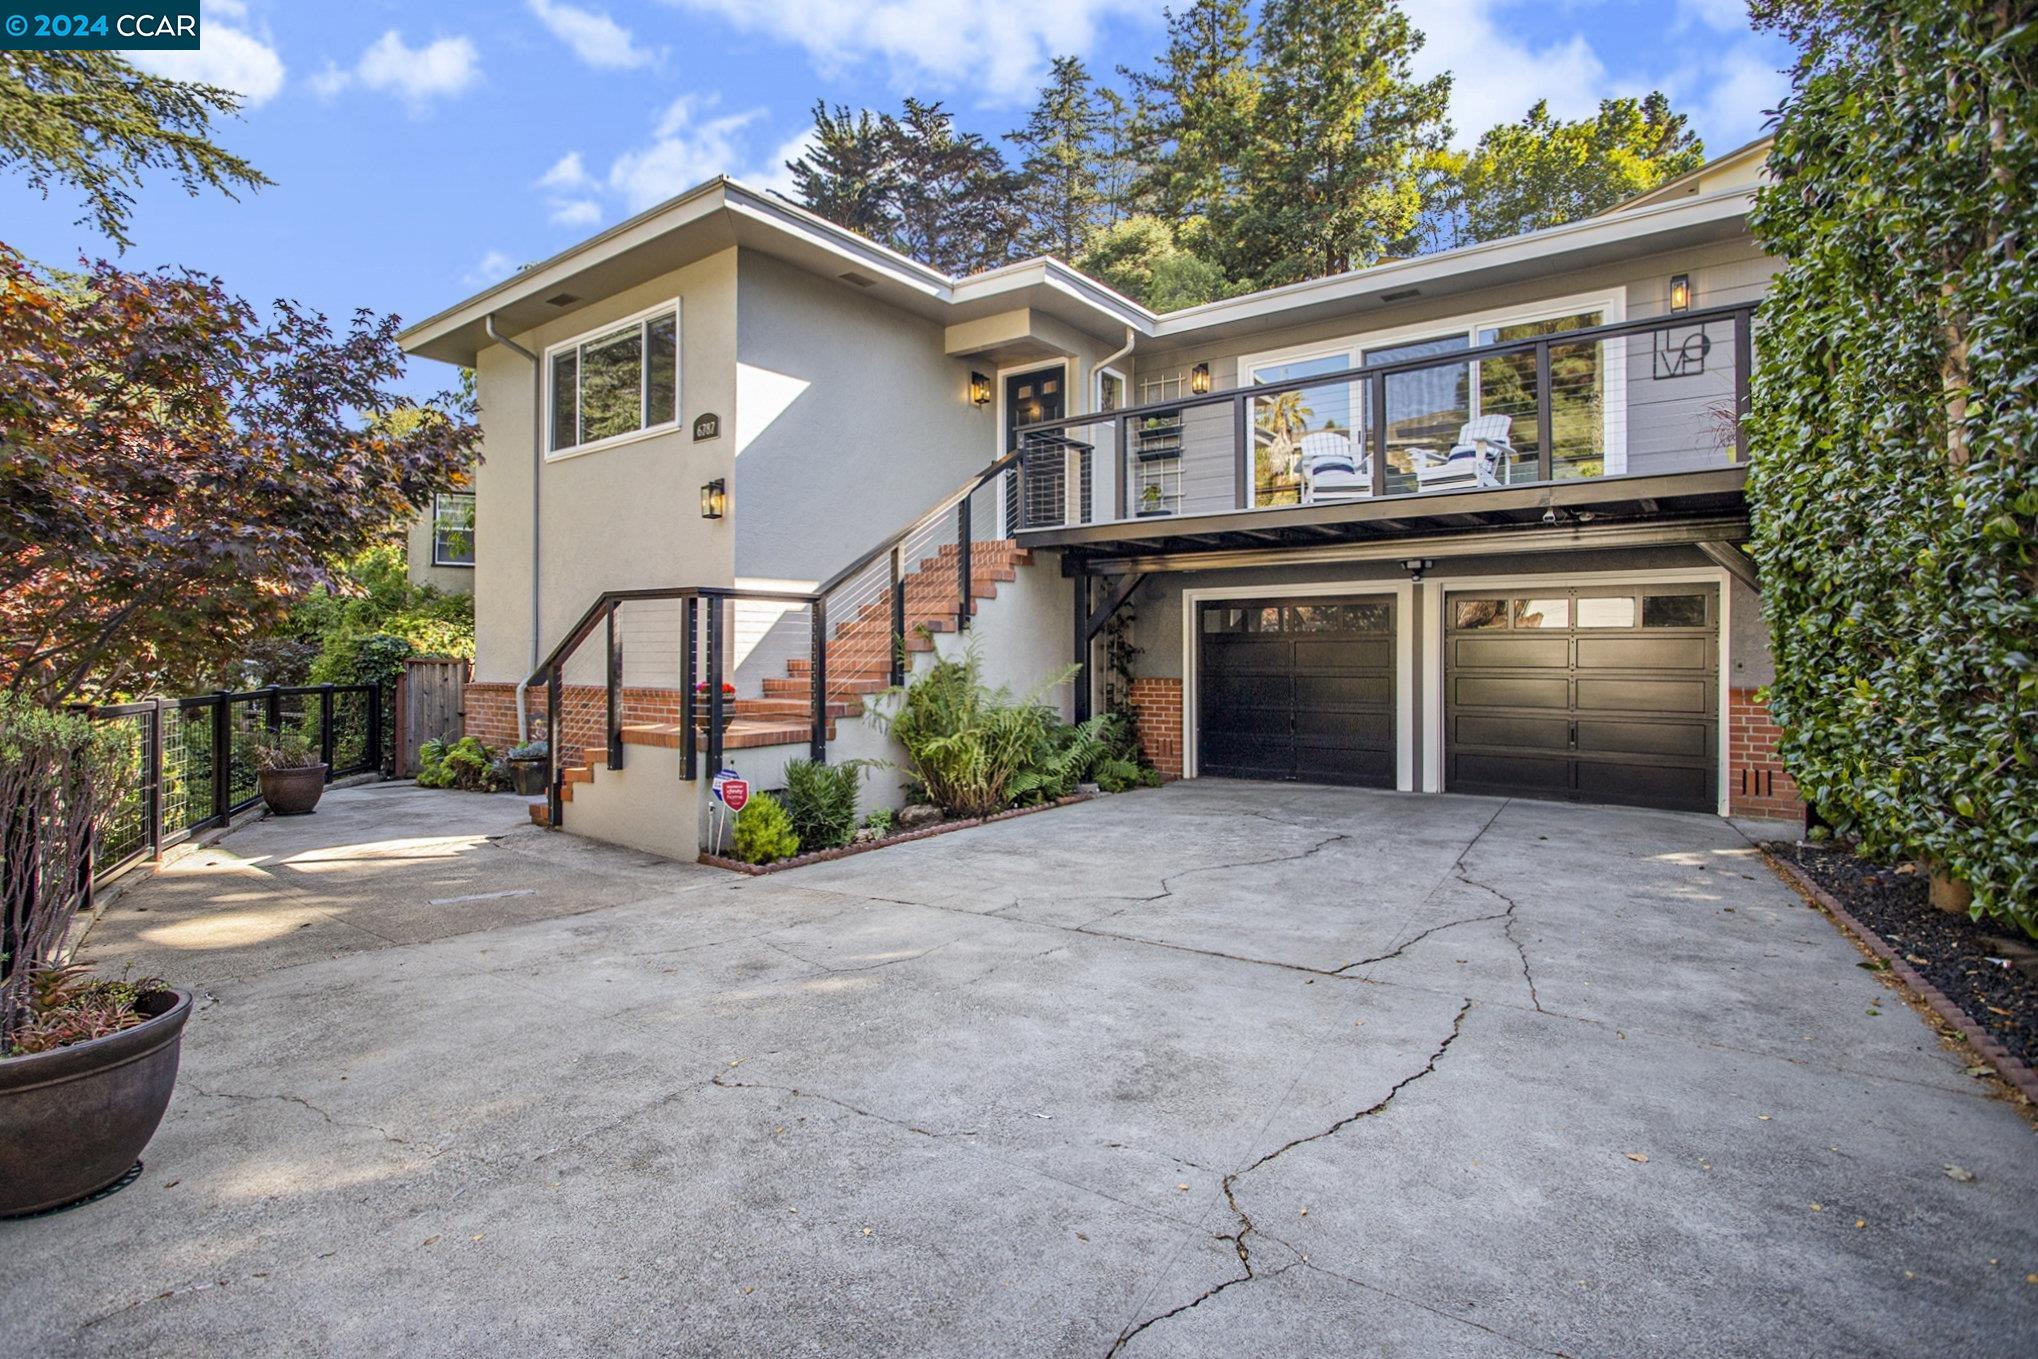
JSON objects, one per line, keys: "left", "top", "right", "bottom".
{"left": 526, "top": 452, "right": 1022, "bottom": 829}
{"left": 1002, "top": 302, "right": 1756, "bottom": 529}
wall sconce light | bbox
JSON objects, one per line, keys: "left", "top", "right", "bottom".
{"left": 699, "top": 478, "right": 726, "bottom": 520}
{"left": 968, "top": 371, "right": 991, "bottom": 406}
{"left": 1189, "top": 362, "right": 1212, "bottom": 395}
{"left": 1669, "top": 274, "right": 1691, "bottom": 314}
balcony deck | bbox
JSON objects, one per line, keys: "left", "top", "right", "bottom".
{"left": 1005, "top": 302, "right": 1755, "bottom": 566}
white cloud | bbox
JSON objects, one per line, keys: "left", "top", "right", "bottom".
{"left": 655, "top": 0, "right": 1147, "bottom": 101}
{"left": 550, "top": 198, "right": 604, "bottom": 226}
{"left": 606, "top": 96, "right": 767, "bottom": 211}
{"left": 752, "top": 127, "right": 820, "bottom": 198}
{"left": 1687, "top": 44, "right": 1789, "bottom": 145}
{"left": 126, "top": 8, "right": 285, "bottom": 108}
{"left": 528, "top": 0, "right": 655, "bottom": 69}
{"left": 537, "top": 151, "right": 595, "bottom": 192}
{"left": 315, "top": 31, "right": 481, "bottom": 108}
{"left": 1676, "top": 0, "right": 1753, "bottom": 34}
{"left": 1406, "top": 0, "right": 1608, "bottom": 145}
{"left": 463, "top": 250, "right": 521, "bottom": 287}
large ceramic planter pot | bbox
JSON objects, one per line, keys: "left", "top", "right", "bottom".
{"left": 692, "top": 697, "right": 738, "bottom": 735}
{"left": 0, "top": 988, "right": 192, "bottom": 1217}
{"left": 508, "top": 757, "right": 548, "bottom": 797}
{"left": 258, "top": 763, "right": 327, "bottom": 815}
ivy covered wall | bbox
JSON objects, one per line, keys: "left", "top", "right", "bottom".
{"left": 1746, "top": 0, "right": 2037, "bottom": 932}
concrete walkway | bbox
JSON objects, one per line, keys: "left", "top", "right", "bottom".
{"left": 8, "top": 780, "right": 2036, "bottom": 1357}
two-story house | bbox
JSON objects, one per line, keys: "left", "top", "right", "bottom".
{"left": 398, "top": 136, "right": 1794, "bottom": 860}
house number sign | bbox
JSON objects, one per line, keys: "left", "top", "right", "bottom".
{"left": 693, "top": 412, "right": 721, "bottom": 441}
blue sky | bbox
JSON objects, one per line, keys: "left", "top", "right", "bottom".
{"left": 4, "top": 0, "right": 1792, "bottom": 396}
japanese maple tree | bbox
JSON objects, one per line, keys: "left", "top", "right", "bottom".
{"left": 0, "top": 244, "right": 479, "bottom": 702}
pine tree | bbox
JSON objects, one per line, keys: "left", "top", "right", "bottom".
{"left": 888, "top": 99, "right": 1022, "bottom": 275}
{"left": 1124, "top": 0, "right": 1259, "bottom": 224}
{"left": 1092, "top": 85, "right": 1146, "bottom": 229}
{"left": 1231, "top": 0, "right": 1453, "bottom": 286}
{"left": 1005, "top": 56, "right": 1111, "bottom": 259}
{"left": 788, "top": 101, "right": 898, "bottom": 242}
{"left": 1459, "top": 94, "right": 1706, "bottom": 241}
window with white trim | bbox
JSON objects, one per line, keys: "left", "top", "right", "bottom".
{"left": 545, "top": 303, "right": 679, "bottom": 457}
{"left": 432, "top": 492, "right": 475, "bottom": 567}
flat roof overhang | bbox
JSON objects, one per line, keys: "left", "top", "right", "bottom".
{"left": 1019, "top": 466, "right": 1751, "bottom": 573}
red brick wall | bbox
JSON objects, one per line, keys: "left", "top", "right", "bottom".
{"left": 1129, "top": 677, "right": 1184, "bottom": 780}
{"left": 1729, "top": 688, "right": 1803, "bottom": 820}
{"left": 464, "top": 681, "right": 687, "bottom": 763}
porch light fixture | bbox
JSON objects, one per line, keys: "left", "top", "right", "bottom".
{"left": 1669, "top": 273, "right": 1691, "bottom": 313}
{"left": 699, "top": 478, "right": 727, "bottom": 520}
{"left": 969, "top": 371, "right": 992, "bottom": 406}
{"left": 1189, "top": 362, "right": 1212, "bottom": 395}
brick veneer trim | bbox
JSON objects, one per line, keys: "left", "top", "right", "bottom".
{"left": 465, "top": 681, "right": 687, "bottom": 760}
{"left": 1128, "top": 677, "right": 1184, "bottom": 781}
{"left": 1728, "top": 687, "right": 1804, "bottom": 820}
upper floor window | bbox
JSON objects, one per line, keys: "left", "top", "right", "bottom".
{"left": 432, "top": 492, "right": 476, "bottom": 566}
{"left": 545, "top": 302, "right": 680, "bottom": 458}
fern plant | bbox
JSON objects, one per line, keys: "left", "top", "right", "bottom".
{"left": 869, "top": 645, "right": 1079, "bottom": 818}
{"left": 1009, "top": 714, "right": 1111, "bottom": 805}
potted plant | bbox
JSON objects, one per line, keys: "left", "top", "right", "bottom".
{"left": 253, "top": 730, "right": 327, "bottom": 815}
{"left": 1, "top": 696, "right": 193, "bottom": 1217}
{"left": 1138, "top": 483, "right": 1166, "bottom": 516}
{"left": 504, "top": 739, "right": 549, "bottom": 797}
{"left": 693, "top": 680, "right": 738, "bottom": 734}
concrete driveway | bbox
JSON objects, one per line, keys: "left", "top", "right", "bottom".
{"left": 9, "top": 780, "right": 2037, "bottom": 1357}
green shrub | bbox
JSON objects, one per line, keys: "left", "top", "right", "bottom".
{"left": 861, "top": 806, "right": 894, "bottom": 836}
{"left": 871, "top": 646, "right": 1080, "bottom": 818}
{"left": 783, "top": 758, "right": 863, "bottom": 851}
{"left": 1091, "top": 758, "right": 1144, "bottom": 794}
{"left": 416, "top": 736, "right": 504, "bottom": 792}
{"left": 1747, "top": 0, "right": 2038, "bottom": 934}
{"left": 1010, "top": 714, "right": 1111, "bottom": 805}
{"left": 732, "top": 792, "right": 800, "bottom": 864}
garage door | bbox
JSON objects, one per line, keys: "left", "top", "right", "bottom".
{"left": 1199, "top": 597, "right": 1396, "bottom": 786}
{"left": 1444, "top": 586, "right": 1718, "bottom": 812}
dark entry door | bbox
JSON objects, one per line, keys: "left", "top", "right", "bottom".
{"left": 1004, "top": 366, "right": 1065, "bottom": 530}
{"left": 1443, "top": 585, "right": 1718, "bottom": 812}
{"left": 1198, "top": 597, "right": 1397, "bottom": 787}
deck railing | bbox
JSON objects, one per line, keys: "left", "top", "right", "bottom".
{"left": 85, "top": 683, "right": 383, "bottom": 889}
{"left": 1003, "top": 302, "right": 1755, "bottom": 530}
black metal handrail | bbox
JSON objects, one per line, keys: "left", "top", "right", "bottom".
{"left": 1005, "top": 301, "right": 1756, "bottom": 523}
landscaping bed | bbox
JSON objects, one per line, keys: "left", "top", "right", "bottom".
{"left": 700, "top": 793, "right": 1098, "bottom": 875}
{"left": 1771, "top": 842, "right": 2038, "bottom": 1078}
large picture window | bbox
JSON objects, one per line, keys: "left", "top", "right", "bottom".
{"left": 545, "top": 303, "right": 680, "bottom": 457}
{"left": 432, "top": 492, "right": 475, "bottom": 567}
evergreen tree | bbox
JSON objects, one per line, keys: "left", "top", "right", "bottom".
{"left": 1230, "top": 0, "right": 1452, "bottom": 286}
{"left": 1075, "top": 215, "right": 1229, "bottom": 312}
{"left": 1124, "top": 0, "right": 1259, "bottom": 224}
{"left": 1460, "top": 94, "right": 1705, "bottom": 241}
{"left": 787, "top": 101, "right": 898, "bottom": 242}
{"left": 1005, "top": 56, "right": 1111, "bottom": 259}
{"left": 1092, "top": 84, "right": 1146, "bottom": 228}
{"left": 888, "top": 98, "right": 1022, "bottom": 275}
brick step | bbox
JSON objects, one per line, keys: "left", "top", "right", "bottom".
{"left": 732, "top": 696, "right": 861, "bottom": 719}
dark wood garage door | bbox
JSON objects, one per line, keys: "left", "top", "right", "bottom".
{"left": 1444, "top": 586, "right": 1718, "bottom": 812}
{"left": 1198, "top": 597, "right": 1396, "bottom": 787}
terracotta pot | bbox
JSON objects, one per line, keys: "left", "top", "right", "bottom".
{"left": 0, "top": 988, "right": 192, "bottom": 1217}
{"left": 258, "top": 763, "right": 327, "bottom": 815}
{"left": 509, "top": 758, "right": 549, "bottom": 797}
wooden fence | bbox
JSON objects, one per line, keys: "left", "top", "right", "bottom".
{"left": 393, "top": 657, "right": 469, "bottom": 777}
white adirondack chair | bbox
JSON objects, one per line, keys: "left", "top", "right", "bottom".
{"left": 1297, "top": 430, "right": 1371, "bottom": 503}
{"left": 1411, "top": 415, "right": 1514, "bottom": 493}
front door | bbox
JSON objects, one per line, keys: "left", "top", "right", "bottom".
{"left": 1004, "top": 366, "right": 1066, "bottom": 531}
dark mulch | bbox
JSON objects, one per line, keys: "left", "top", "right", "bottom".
{"left": 1776, "top": 842, "right": 2038, "bottom": 1072}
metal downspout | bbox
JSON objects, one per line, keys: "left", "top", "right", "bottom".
{"left": 486, "top": 313, "right": 542, "bottom": 742}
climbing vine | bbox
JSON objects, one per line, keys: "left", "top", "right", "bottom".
{"left": 1745, "top": 0, "right": 2038, "bottom": 932}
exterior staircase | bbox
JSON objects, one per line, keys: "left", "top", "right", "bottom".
{"left": 536, "top": 540, "right": 1030, "bottom": 825}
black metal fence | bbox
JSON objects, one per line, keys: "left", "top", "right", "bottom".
{"left": 87, "top": 683, "right": 381, "bottom": 889}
